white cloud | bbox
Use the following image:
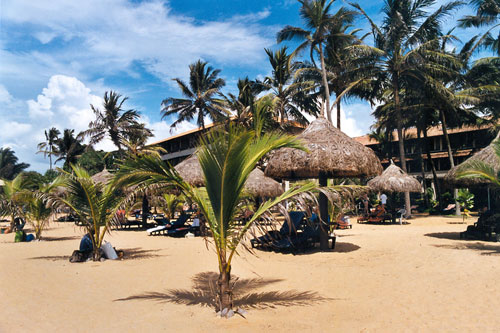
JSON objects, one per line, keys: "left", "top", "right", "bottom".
{"left": 1, "top": 0, "right": 274, "bottom": 85}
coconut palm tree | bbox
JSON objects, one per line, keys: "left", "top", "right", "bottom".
{"left": 54, "top": 129, "right": 86, "bottom": 171}
{"left": 459, "top": 0, "right": 499, "bottom": 55}
{"left": 259, "top": 47, "right": 317, "bottom": 125}
{"left": 84, "top": 91, "right": 147, "bottom": 152}
{"left": 55, "top": 165, "right": 123, "bottom": 260}
{"left": 114, "top": 126, "right": 315, "bottom": 314}
{"left": 350, "top": 0, "right": 462, "bottom": 215}
{"left": 277, "top": 0, "right": 338, "bottom": 121}
{"left": 161, "top": 60, "right": 228, "bottom": 130}
{"left": 0, "top": 173, "right": 30, "bottom": 228}
{"left": 37, "top": 127, "right": 61, "bottom": 170}
{"left": 22, "top": 177, "right": 65, "bottom": 240}
{"left": 0, "top": 148, "right": 29, "bottom": 180}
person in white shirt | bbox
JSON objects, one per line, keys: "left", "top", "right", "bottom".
{"left": 380, "top": 193, "right": 388, "bottom": 206}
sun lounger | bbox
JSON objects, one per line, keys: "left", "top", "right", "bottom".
{"left": 272, "top": 222, "right": 336, "bottom": 253}
{"left": 250, "top": 211, "right": 306, "bottom": 249}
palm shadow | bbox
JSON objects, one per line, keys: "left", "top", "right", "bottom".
{"left": 425, "top": 232, "right": 462, "bottom": 240}
{"left": 28, "top": 255, "right": 70, "bottom": 261}
{"left": 42, "top": 236, "right": 79, "bottom": 242}
{"left": 433, "top": 242, "right": 500, "bottom": 256}
{"left": 115, "top": 271, "right": 331, "bottom": 310}
{"left": 120, "top": 247, "right": 163, "bottom": 260}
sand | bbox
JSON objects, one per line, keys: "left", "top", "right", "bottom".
{"left": 1, "top": 215, "right": 499, "bottom": 332}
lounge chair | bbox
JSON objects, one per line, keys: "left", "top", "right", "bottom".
{"left": 272, "top": 221, "right": 336, "bottom": 253}
{"left": 147, "top": 214, "right": 190, "bottom": 236}
{"left": 250, "top": 211, "right": 306, "bottom": 249}
{"left": 367, "top": 205, "right": 391, "bottom": 223}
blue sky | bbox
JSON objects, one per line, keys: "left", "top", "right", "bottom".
{"left": 0, "top": 0, "right": 487, "bottom": 172}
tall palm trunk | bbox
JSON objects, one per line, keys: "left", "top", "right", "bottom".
{"left": 49, "top": 145, "right": 53, "bottom": 170}
{"left": 393, "top": 76, "right": 411, "bottom": 217}
{"left": 142, "top": 195, "right": 149, "bottom": 228}
{"left": 319, "top": 46, "right": 331, "bottom": 122}
{"left": 417, "top": 128, "right": 429, "bottom": 207}
{"left": 336, "top": 102, "right": 341, "bottom": 130}
{"left": 217, "top": 262, "right": 233, "bottom": 312}
{"left": 423, "top": 128, "right": 442, "bottom": 209}
{"left": 439, "top": 110, "right": 460, "bottom": 215}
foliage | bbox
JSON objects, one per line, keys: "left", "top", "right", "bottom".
{"left": 114, "top": 126, "right": 315, "bottom": 313}
{"left": 77, "top": 149, "right": 108, "bottom": 176}
{"left": 161, "top": 60, "right": 228, "bottom": 130}
{"left": 0, "top": 147, "right": 29, "bottom": 180}
{"left": 0, "top": 173, "right": 30, "bottom": 226}
{"left": 54, "top": 165, "right": 124, "bottom": 260}
{"left": 84, "top": 91, "right": 151, "bottom": 151}
{"left": 457, "top": 137, "right": 500, "bottom": 186}
{"left": 54, "top": 129, "right": 86, "bottom": 171}
{"left": 37, "top": 127, "right": 60, "bottom": 170}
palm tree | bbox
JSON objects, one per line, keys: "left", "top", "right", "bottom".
{"left": 85, "top": 91, "right": 147, "bottom": 152}
{"left": 55, "top": 165, "right": 123, "bottom": 260}
{"left": 0, "top": 173, "right": 30, "bottom": 228}
{"left": 54, "top": 129, "right": 86, "bottom": 171}
{"left": 259, "top": 47, "right": 317, "bottom": 126}
{"left": 37, "top": 127, "right": 61, "bottom": 170}
{"left": 351, "top": 0, "right": 462, "bottom": 215}
{"left": 161, "top": 60, "right": 228, "bottom": 130}
{"left": 277, "top": 0, "right": 338, "bottom": 121}
{"left": 0, "top": 148, "right": 29, "bottom": 180}
{"left": 459, "top": 0, "right": 499, "bottom": 55}
{"left": 114, "top": 126, "right": 315, "bottom": 314}
{"left": 22, "top": 177, "right": 64, "bottom": 240}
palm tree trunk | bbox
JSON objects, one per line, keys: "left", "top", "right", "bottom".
{"left": 417, "top": 128, "right": 429, "bottom": 208}
{"left": 393, "top": 77, "right": 411, "bottom": 217}
{"left": 142, "top": 195, "right": 149, "bottom": 228}
{"left": 217, "top": 262, "right": 233, "bottom": 312}
{"left": 49, "top": 145, "right": 53, "bottom": 170}
{"left": 423, "top": 128, "right": 442, "bottom": 209}
{"left": 336, "top": 102, "right": 341, "bottom": 130}
{"left": 439, "top": 110, "right": 460, "bottom": 215}
{"left": 319, "top": 46, "right": 331, "bottom": 122}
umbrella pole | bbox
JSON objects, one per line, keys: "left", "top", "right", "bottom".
{"left": 488, "top": 187, "right": 491, "bottom": 211}
{"left": 319, "top": 172, "right": 329, "bottom": 251}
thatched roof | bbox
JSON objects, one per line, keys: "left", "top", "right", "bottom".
{"left": 91, "top": 168, "right": 112, "bottom": 184}
{"left": 175, "top": 154, "right": 204, "bottom": 187}
{"left": 445, "top": 133, "right": 500, "bottom": 187}
{"left": 175, "top": 154, "right": 283, "bottom": 197}
{"left": 245, "top": 168, "right": 284, "bottom": 197}
{"left": 367, "top": 161, "right": 421, "bottom": 193}
{"left": 265, "top": 117, "right": 383, "bottom": 179}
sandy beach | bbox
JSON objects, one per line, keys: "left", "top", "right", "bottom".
{"left": 1, "top": 215, "right": 499, "bottom": 332}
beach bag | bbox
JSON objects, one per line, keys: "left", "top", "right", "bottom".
{"left": 101, "top": 241, "right": 118, "bottom": 260}
{"left": 14, "top": 230, "right": 26, "bottom": 242}
{"left": 25, "top": 234, "right": 35, "bottom": 242}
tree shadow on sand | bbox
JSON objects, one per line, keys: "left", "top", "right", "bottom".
{"left": 115, "top": 271, "right": 331, "bottom": 310}
{"left": 424, "top": 232, "right": 462, "bottom": 240}
{"left": 432, "top": 242, "right": 500, "bottom": 256}
{"left": 28, "top": 247, "right": 163, "bottom": 261}
{"left": 28, "top": 255, "right": 71, "bottom": 261}
{"left": 42, "top": 236, "right": 80, "bottom": 242}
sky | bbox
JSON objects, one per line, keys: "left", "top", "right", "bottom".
{"left": 0, "top": 0, "right": 485, "bottom": 173}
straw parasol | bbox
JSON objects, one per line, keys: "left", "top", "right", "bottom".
{"left": 265, "top": 117, "right": 382, "bottom": 179}
{"left": 245, "top": 168, "right": 284, "bottom": 198}
{"left": 175, "top": 154, "right": 204, "bottom": 187}
{"left": 445, "top": 132, "right": 500, "bottom": 188}
{"left": 367, "top": 160, "right": 421, "bottom": 193}
{"left": 265, "top": 116, "right": 382, "bottom": 250}
{"left": 175, "top": 154, "right": 284, "bottom": 197}
{"left": 91, "top": 168, "right": 112, "bottom": 184}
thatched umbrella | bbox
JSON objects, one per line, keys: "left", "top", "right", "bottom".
{"left": 91, "top": 168, "right": 112, "bottom": 184}
{"left": 445, "top": 133, "right": 500, "bottom": 209}
{"left": 265, "top": 117, "right": 382, "bottom": 250}
{"left": 245, "top": 168, "right": 284, "bottom": 198}
{"left": 367, "top": 160, "right": 421, "bottom": 193}
{"left": 175, "top": 155, "right": 284, "bottom": 197}
{"left": 175, "top": 154, "right": 204, "bottom": 187}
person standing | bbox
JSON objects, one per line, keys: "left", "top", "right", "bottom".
{"left": 380, "top": 193, "right": 388, "bottom": 207}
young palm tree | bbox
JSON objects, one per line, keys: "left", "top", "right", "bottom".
{"left": 54, "top": 129, "right": 86, "bottom": 171}
{"left": 55, "top": 165, "right": 123, "bottom": 260}
{"left": 22, "top": 177, "right": 65, "bottom": 240}
{"left": 351, "top": 0, "right": 462, "bottom": 215}
{"left": 0, "top": 147, "right": 30, "bottom": 180}
{"left": 37, "top": 127, "right": 61, "bottom": 170}
{"left": 259, "top": 47, "right": 317, "bottom": 125}
{"left": 161, "top": 60, "right": 228, "bottom": 130}
{"left": 0, "top": 173, "right": 30, "bottom": 228}
{"left": 114, "top": 126, "right": 315, "bottom": 314}
{"left": 84, "top": 91, "right": 146, "bottom": 152}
